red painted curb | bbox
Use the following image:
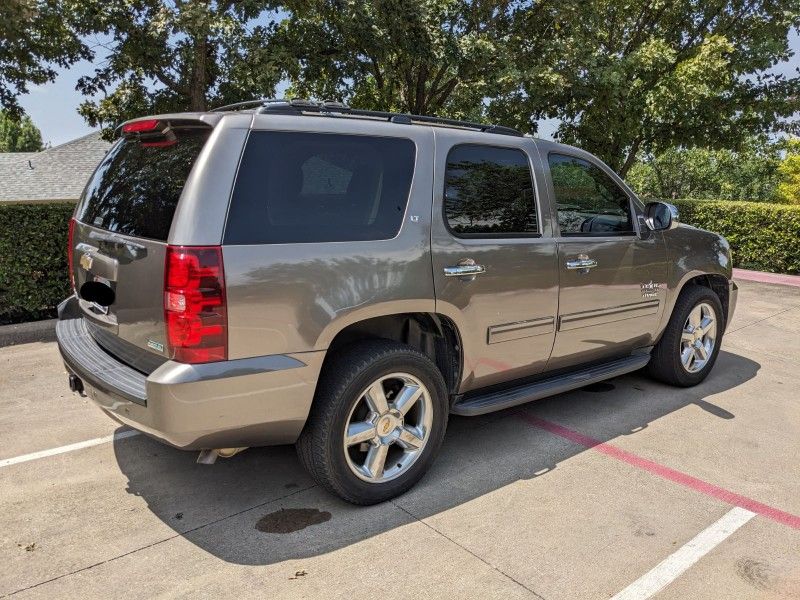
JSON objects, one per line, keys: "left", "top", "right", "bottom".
{"left": 733, "top": 268, "right": 800, "bottom": 288}
{"left": 518, "top": 412, "right": 800, "bottom": 530}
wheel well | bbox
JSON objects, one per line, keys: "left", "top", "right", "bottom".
{"left": 327, "top": 313, "right": 463, "bottom": 396}
{"left": 682, "top": 274, "right": 730, "bottom": 327}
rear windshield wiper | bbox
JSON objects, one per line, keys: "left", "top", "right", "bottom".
{"left": 88, "top": 230, "right": 147, "bottom": 250}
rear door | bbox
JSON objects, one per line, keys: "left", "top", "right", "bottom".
{"left": 70, "top": 119, "right": 217, "bottom": 371}
{"left": 543, "top": 149, "right": 667, "bottom": 370}
{"left": 431, "top": 131, "right": 559, "bottom": 393}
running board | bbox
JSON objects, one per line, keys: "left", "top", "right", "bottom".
{"left": 451, "top": 354, "right": 651, "bottom": 416}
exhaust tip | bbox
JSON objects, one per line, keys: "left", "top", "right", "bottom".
{"left": 196, "top": 447, "right": 248, "bottom": 465}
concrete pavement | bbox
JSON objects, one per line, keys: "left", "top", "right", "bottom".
{"left": 1, "top": 279, "right": 798, "bottom": 599}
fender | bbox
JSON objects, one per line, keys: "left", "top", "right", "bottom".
{"left": 655, "top": 224, "right": 733, "bottom": 338}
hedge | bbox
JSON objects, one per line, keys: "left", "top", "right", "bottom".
{"left": 0, "top": 198, "right": 798, "bottom": 325}
{"left": 0, "top": 202, "right": 74, "bottom": 325}
{"left": 671, "top": 199, "right": 800, "bottom": 275}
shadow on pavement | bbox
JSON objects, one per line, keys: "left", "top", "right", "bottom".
{"left": 114, "top": 350, "right": 759, "bottom": 565}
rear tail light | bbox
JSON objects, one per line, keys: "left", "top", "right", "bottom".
{"left": 122, "top": 119, "right": 160, "bottom": 134}
{"left": 164, "top": 246, "right": 227, "bottom": 363}
{"left": 67, "top": 217, "right": 76, "bottom": 292}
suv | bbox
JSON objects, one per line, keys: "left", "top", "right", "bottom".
{"left": 57, "top": 99, "right": 737, "bottom": 505}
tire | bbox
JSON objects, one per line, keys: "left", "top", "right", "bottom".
{"left": 296, "top": 339, "right": 449, "bottom": 505}
{"left": 648, "top": 285, "right": 724, "bottom": 387}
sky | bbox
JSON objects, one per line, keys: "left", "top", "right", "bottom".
{"left": 18, "top": 30, "right": 800, "bottom": 147}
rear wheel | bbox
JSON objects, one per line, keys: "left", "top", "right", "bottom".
{"left": 648, "top": 285, "right": 724, "bottom": 387}
{"left": 297, "top": 340, "right": 448, "bottom": 505}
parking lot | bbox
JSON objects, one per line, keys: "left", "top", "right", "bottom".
{"left": 1, "top": 278, "right": 799, "bottom": 599}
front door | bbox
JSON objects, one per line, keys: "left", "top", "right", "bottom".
{"left": 431, "top": 131, "right": 559, "bottom": 393}
{"left": 544, "top": 151, "right": 667, "bottom": 370}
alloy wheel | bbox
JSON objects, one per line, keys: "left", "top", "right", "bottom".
{"left": 680, "top": 302, "right": 717, "bottom": 373}
{"left": 342, "top": 373, "right": 433, "bottom": 483}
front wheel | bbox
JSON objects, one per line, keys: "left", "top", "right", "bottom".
{"left": 648, "top": 285, "right": 724, "bottom": 387}
{"left": 296, "top": 340, "right": 448, "bottom": 505}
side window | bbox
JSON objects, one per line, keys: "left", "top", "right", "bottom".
{"left": 548, "top": 153, "right": 634, "bottom": 236}
{"left": 444, "top": 144, "right": 538, "bottom": 236}
{"left": 224, "top": 132, "right": 416, "bottom": 244}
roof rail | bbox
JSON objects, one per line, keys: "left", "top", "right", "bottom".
{"left": 209, "top": 98, "right": 523, "bottom": 137}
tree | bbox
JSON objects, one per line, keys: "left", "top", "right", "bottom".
{"left": 0, "top": 110, "right": 43, "bottom": 152}
{"left": 0, "top": 0, "right": 90, "bottom": 116}
{"left": 492, "top": 0, "right": 800, "bottom": 177}
{"left": 776, "top": 138, "right": 800, "bottom": 204}
{"left": 76, "top": 0, "right": 287, "bottom": 134}
{"left": 277, "top": 0, "right": 516, "bottom": 119}
{"left": 626, "top": 137, "right": 783, "bottom": 202}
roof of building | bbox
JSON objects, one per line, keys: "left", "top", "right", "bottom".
{"left": 0, "top": 132, "right": 112, "bottom": 203}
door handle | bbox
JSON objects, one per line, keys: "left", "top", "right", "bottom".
{"left": 444, "top": 260, "right": 486, "bottom": 278}
{"left": 565, "top": 255, "right": 598, "bottom": 270}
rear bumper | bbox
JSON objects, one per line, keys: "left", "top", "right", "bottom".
{"left": 56, "top": 307, "right": 325, "bottom": 450}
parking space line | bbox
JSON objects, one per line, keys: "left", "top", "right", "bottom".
{"left": 0, "top": 430, "right": 140, "bottom": 468}
{"left": 518, "top": 413, "right": 800, "bottom": 530}
{"left": 611, "top": 507, "right": 756, "bottom": 600}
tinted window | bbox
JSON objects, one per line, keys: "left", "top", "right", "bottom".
{"left": 444, "top": 145, "right": 537, "bottom": 236}
{"left": 224, "top": 132, "right": 416, "bottom": 244}
{"left": 548, "top": 153, "right": 634, "bottom": 236}
{"left": 77, "top": 129, "right": 211, "bottom": 241}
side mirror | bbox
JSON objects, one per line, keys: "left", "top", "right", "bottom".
{"left": 644, "top": 201, "right": 678, "bottom": 231}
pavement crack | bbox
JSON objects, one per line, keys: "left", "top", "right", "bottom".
{"left": 727, "top": 304, "right": 800, "bottom": 335}
{"left": 3, "top": 484, "right": 317, "bottom": 597}
{"left": 390, "top": 500, "right": 547, "bottom": 600}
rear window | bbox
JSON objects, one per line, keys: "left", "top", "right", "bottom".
{"left": 76, "top": 128, "right": 211, "bottom": 242}
{"left": 224, "top": 131, "right": 416, "bottom": 245}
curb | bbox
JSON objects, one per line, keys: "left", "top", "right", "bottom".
{"left": 733, "top": 268, "right": 800, "bottom": 288}
{"left": 0, "top": 319, "right": 57, "bottom": 348}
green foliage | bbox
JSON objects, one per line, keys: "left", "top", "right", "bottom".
{"left": 0, "top": 0, "right": 90, "bottom": 115}
{"left": 278, "top": 0, "right": 513, "bottom": 118}
{"left": 445, "top": 157, "right": 535, "bottom": 233}
{"left": 672, "top": 199, "right": 800, "bottom": 274}
{"left": 491, "top": 0, "right": 800, "bottom": 177}
{"left": 627, "top": 137, "right": 783, "bottom": 202}
{"left": 0, "top": 203, "right": 74, "bottom": 324}
{"left": 75, "top": 0, "right": 286, "bottom": 135}
{"left": 1, "top": 199, "right": 799, "bottom": 325}
{"left": 776, "top": 138, "right": 800, "bottom": 205}
{"left": 0, "top": 110, "right": 43, "bottom": 152}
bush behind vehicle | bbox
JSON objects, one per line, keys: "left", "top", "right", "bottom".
{"left": 0, "top": 202, "right": 73, "bottom": 324}
{"left": 671, "top": 199, "right": 800, "bottom": 275}
{"left": 2, "top": 198, "right": 799, "bottom": 327}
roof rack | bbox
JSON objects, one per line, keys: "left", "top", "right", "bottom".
{"left": 210, "top": 98, "right": 523, "bottom": 137}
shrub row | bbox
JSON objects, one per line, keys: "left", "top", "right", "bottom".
{"left": 671, "top": 198, "right": 800, "bottom": 275}
{"left": 0, "top": 199, "right": 798, "bottom": 325}
{"left": 0, "top": 202, "right": 74, "bottom": 325}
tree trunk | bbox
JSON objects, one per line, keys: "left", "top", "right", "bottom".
{"left": 189, "top": 36, "right": 208, "bottom": 112}
{"left": 652, "top": 160, "right": 667, "bottom": 198}
{"left": 618, "top": 137, "right": 643, "bottom": 178}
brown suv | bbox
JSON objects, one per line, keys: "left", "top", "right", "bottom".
{"left": 57, "top": 99, "right": 737, "bottom": 504}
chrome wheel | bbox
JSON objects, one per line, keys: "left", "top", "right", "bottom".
{"left": 342, "top": 373, "right": 433, "bottom": 484}
{"left": 680, "top": 302, "right": 717, "bottom": 373}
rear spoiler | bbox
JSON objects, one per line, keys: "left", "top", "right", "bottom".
{"left": 115, "top": 114, "right": 220, "bottom": 139}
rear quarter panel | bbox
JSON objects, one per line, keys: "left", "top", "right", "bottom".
{"left": 222, "top": 117, "right": 436, "bottom": 359}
